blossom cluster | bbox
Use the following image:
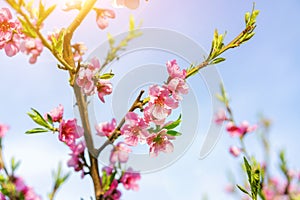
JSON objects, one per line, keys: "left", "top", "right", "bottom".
{"left": 214, "top": 109, "right": 257, "bottom": 157}
{"left": 76, "top": 58, "right": 113, "bottom": 103}
{"left": 0, "top": 125, "right": 41, "bottom": 200}
{"left": 46, "top": 105, "right": 86, "bottom": 176}
{"left": 0, "top": 8, "right": 43, "bottom": 63}
{"left": 96, "top": 60, "right": 189, "bottom": 158}
{"left": 0, "top": 176, "right": 42, "bottom": 200}
{"left": 101, "top": 166, "right": 141, "bottom": 200}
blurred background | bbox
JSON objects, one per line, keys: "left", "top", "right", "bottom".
{"left": 0, "top": 0, "right": 300, "bottom": 199}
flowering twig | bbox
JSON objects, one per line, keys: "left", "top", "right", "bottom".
{"left": 96, "top": 90, "right": 146, "bottom": 156}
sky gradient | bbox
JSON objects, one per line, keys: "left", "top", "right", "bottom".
{"left": 0, "top": 0, "right": 300, "bottom": 199}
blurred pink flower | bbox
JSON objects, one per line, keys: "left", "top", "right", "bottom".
{"left": 0, "top": 8, "right": 22, "bottom": 57}
{"left": 97, "top": 79, "right": 113, "bottom": 103}
{"left": 46, "top": 104, "right": 64, "bottom": 122}
{"left": 76, "top": 67, "right": 95, "bottom": 95}
{"left": 76, "top": 58, "right": 101, "bottom": 95}
{"left": 167, "top": 77, "right": 189, "bottom": 101}
{"left": 0, "top": 192, "right": 5, "bottom": 200}
{"left": 59, "top": 119, "right": 84, "bottom": 146}
{"left": 214, "top": 109, "right": 228, "bottom": 124}
{"left": 121, "top": 112, "right": 149, "bottom": 146}
{"left": 72, "top": 42, "right": 87, "bottom": 62}
{"left": 112, "top": 0, "right": 140, "bottom": 10}
{"left": 146, "top": 129, "right": 174, "bottom": 157}
{"left": 229, "top": 146, "right": 241, "bottom": 157}
{"left": 110, "top": 142, "right": 131, "bottom": 164}
{"left": 96, "top": 118, "right": 116, "bottom": 137}
{"left": 14, "top": 177, "right": 41, "bottom": 200}
{"left": 144, "top": 85, "right": 178, "bottom": 125}
{"left": 103, "top": 179, "right": 121, "bottom": 200}
{"left": 0, "top": 123, "right": 9, "bottom": 138}
{"left": 120, "top": 168, "right": 141, "bottom": 191}
{"left": 20, "top": 38, "right": 43, "bottom": 64}
{"left": 94, "top": 8, "right": 116, "bottom": 30}
{"left": 166, "top": 60, "right": 186, "bottom": 79}
{"left": 67, "top": 141, "right": 86, "bottom": 173}
{"left": 226, "top": 121, "right": 257, "bottom": 137}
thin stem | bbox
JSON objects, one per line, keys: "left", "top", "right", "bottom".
{"left": 73, "top": 85, "right": 103, "bottom": 199}
{"left": 63, "top": 0, "right": 97, "bottom": 85}
{"left": 96, "top": 90, "right": 146, "bottom": 156}
{"left": 0, "top": 140, "right": 9, "bottom": 177}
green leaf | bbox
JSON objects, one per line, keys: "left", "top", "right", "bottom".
{"left": 166, "top": 130, "right": 182, "bottom": 137}
{"left": 38, "top": 3, "right": 56, "bottom": 27}
{"left": 11, "top": 157, "right": 21, "bottom": 172}
{"left": 100, "top": 72, "right": 114, "bottom": 79}
{"left": 25, "top": 128, "right": 50, "bottom": 134}
{"left": 163, "top": 115, "right": 182, "bottom": 130}
{"left": 216, "top": 93, "right": 225, "bottom": 102}
{"left": 129, "top": 15, "right": 135, "bottom": 31}
{"left": 27, "top": 108, "right": 54, "bottom": 130}
{"left": 47, "top": 114, "right": 53, "bottom": 126}
{"left": 18, "top": 17, "right": 37, "bottom": 38}
{"left": 211, "top": 57, "right": 226, "bottom": 64}
{"left": 243, "top": 157, "right": 252, "bottom": 183}
{"left": 236, "top": 184, "right": 250, "bottom": 195}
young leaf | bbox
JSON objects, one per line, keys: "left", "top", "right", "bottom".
{"left": 17, "top": 17, "right": 37, "bottom": 38}
{"left": 27, "top": 108, "right": 52, "bottom": 129}
{"left": 166, "top": 130, "right": 182, "bottom": 137}
{"left": 211, "top": 57, "right": 226, "bottom": 64}
{"left": 38, "top": 4, "right": 56, "bottom": 27}
{"left": 25, "top": 128, "right": 50, "bottom": 134}
{"left": 163, "top": 115, "right": 182, "bottom": 130}
{"left": 236, "top": 184, "right": 250, "bottom": 196}
{"left": 11, "top": 157, "right": 21, "bottom": 172}
{"left": 100, "top": 72, "right": 114, "bottom": 79}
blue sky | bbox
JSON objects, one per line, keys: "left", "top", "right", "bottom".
{"left": 0, "top": 0, "right": 300, "bottom": 199}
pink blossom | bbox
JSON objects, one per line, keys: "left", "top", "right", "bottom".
{"left": 146, "top": 129, "right": 174, "bottom": 157}
{"left": 20, "top": 38, "right": 43, "bottom": 64}
{"left": 59, "top": 119, "right": 84, "bottom": 146}
{"left": 121, "top": 112, "right": 149, "bottom": 146}
{"left": 88, "top": 57, "right": 101, "bottom": 71}
{"left": 94, "top": 8, "right": 116, "bottom": 30}
{"left": 167, "top": 77, "right": 189, "bottom": 101}
{"left": 166, "top": 60, "right": 186, "bottom": 79}
{"left": 46, "top": 104, "right": 64, "bottom": 122}
{"left": 112, "top": 0, "right": 140, "bottom": 9}
{"left": 14, "top": 177, "right": 41, "bottom": 200}
{"left": 224, "top": 184, "right": 235, "bottom": 193}
{"left": 0, "top": 123, "right": 9, "bottom": 138}
{"left": 76, "top": 67, "right": 96, "bottom": 95}
{"left": 67, "top": 141, "right": 86, "bottom": 173}
{"left": 226, "top": 121, "right": 257, "bottom": 138}
{"left": 95, "top": 118, "right": 116, "bottom": 137}
{"left": 103, "top": 179, "right": 121, "bottom": 200}
{"left": 214, "top": 109, "right": 228, "bottom": 124}
{"left": 110, "top": 142, "right": 131, "bottom": 164}
{"left": 263, "top": 187, "right": 275, "bottom": 200}
{"left": 72, "top": 42, "right": 87, "bottom": 62}
{"left": 76, "top": 58, "right": 101, "bottom": 95}
{"left": 120, "top": 168, "right": 141, "bottom": 191}
{"left": 4, "top": 35, "right": 21, "bottom": 57}
{"left": 97, "top": 79, "right": 113, "bottom": 103}
{"left": 0, "top": 8, "right": 22, "bottom": 57}
{"left": 144, "top": 85, "right": 178, "bottom": 125}
{"left": 229, "top": 146, "right": 241, "bottom": 157}
{"left": 0, "top": 192, "right": 5, "bottom": 200}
